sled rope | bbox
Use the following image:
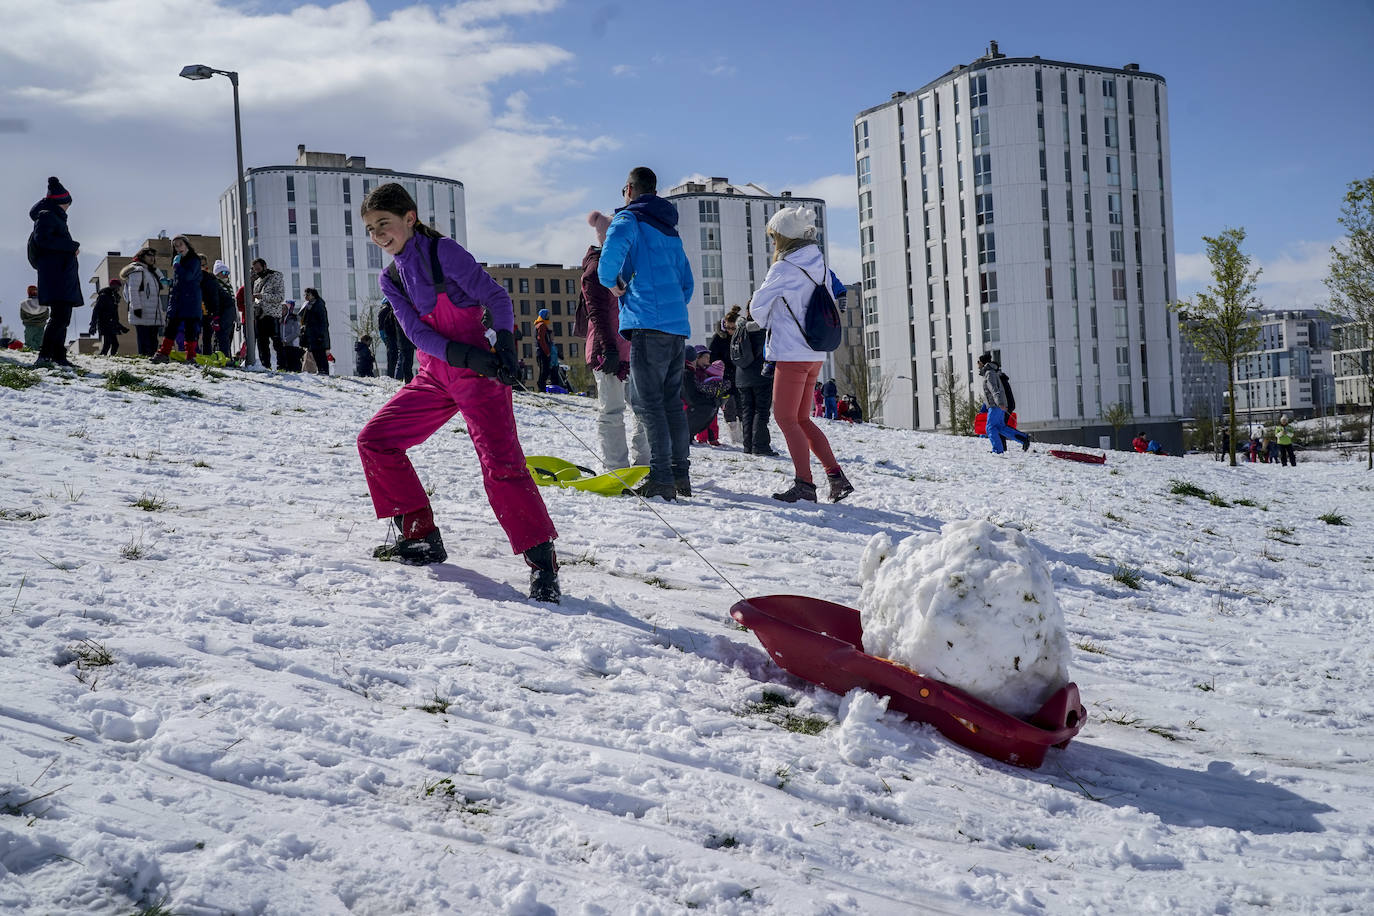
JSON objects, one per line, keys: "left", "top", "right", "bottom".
{"left": 513, "top": 380, "right": 747, "bottom": 602}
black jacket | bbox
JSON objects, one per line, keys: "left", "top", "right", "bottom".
{"left": 300, "top": 297, "right": 331, "bottom": 350}
{"left": 354, "top": 341, "right": 376, "bottom": 376}
{"left": 733, "top": 322, "right": 771, "bottom": 389}
{"left": 28, "top": 199, "right": 82, "bottom": 306}
{"left": 89, "top": 286, "right": 125, "bottom": 335}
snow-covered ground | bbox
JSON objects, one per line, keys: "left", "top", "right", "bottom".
{"left": 2, "top": 353, "right": 1372, "bottom": 915}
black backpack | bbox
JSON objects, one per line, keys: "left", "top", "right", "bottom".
{"left": 1000, "top": 372, "right": 1016, "bottom": 412}
{"left": 730, "top": 321, "right": 757, "bottom": 369}
{"left": 26, "top": 232, "right": 40, "bottom": 270}
{"left": 780, "top": 258, "right": 842, "bottom": 352}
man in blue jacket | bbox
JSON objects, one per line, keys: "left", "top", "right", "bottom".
{"left": 597, "top": 167, "right": 695, "bottom": 500}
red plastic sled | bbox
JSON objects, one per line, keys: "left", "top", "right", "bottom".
{"left": 973, "top": 411, "right": 1017, "bottom": 436}
{"left": 731, "top": 595, "right": 1086, "bottom": 768}
{"left": 1049, "top": 449, "right": 1107, "bottom": 464}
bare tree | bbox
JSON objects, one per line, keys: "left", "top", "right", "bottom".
{"left": 1168, "top": 227, "right": 1263, "bottom": 466}
{"left": 350, "top": 296, "right": 381, "bottom": 343}
{"left": 1326, "top": 175, "right": 1374, "bottom": 470}
{"left": 937, "top": 359, "right": 976, "bottom": 436}
{"left": 1101, "top": 401, "right": 1133, "bottom": 450}
{"left": 838, "top": 345, "right": 894, "bottom": 423}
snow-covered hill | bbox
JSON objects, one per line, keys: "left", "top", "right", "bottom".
{"left": 2, "top": 354, "right": 1371, "bottom": 915}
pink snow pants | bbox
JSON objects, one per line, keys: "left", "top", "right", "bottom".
{"left": 772, "top": 361, "right": 839, "bottom": 484}
{"left": 357, "top": 293, "right": 556, "bottom": 555}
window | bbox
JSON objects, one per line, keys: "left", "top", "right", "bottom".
{"left": 347, "top": 274, "right": 356, "bottom": 300}
{"left": 533, "top": 278, "right": 544, "bottom": 294}
{"left": 566, "top": 279, "right": 576, "bottom": 294}
{"left": 1086, "top": 229, "right": 1095, "bottom": 262}
{"left": 311, "top": 240, "right": 320, "bottom": 268}
{"left": 972, "top": 114, "right": 989, "bottom": 149}
{"left": 1039, "top": 149, "right": 1047, "bottom": 182}
{"left": 551, "top": 300, "right": 561, "bottom": 315}
{"left": 860, "top": 191, "right": 873, "bottom": 221}
{"left": 344, "top": 210, "right": 353, "bottom": 236}
{"left": 919, "top": 135, "right": 927, "bottom": 167}
{"left": 519, "top": 278, "right": 529, "bottom": 293}
{"left": 862, "top": 260, "right": 877, "bottom": 291}
{"left": 519, "top": 299, "right": 530, "bottom": 315}
{"left": 1044, "top": 226, "right": 1053, "bottom": 260}
{"left": 287, "top": 207, "right": 297, "bottom": 235}
{"left": 1084, "top": 192, "right": 1093, "bottom": 223}
{"left": 292, "top": 272, "right": 300, "bottom": 300}
{"left": 975, "top": 193, "right": 994, "bottom": 226}
{"left": 313, "top": 272, "right": 321, "bottom": 293}
{"left": 367, "top": 243, "right": 382, "bottom": 270}
{"left": 1108, "top": 193, "right": 1122, "bottom": 225}
{"left": 1041, "top": 189, "right": 1050, "bottom": 222}
{"left": 286, "top": 176, "right": 295, "bottom": 203}
{"left": 862, "top": 226, "right": 876, "bottom": 256}
{"left": 289, "top": 240, "right": 299, "bottom": 268}
{"left": 980, "top": 270, "right": 998, "bottom": 304}
{"left": 308, "top": 175, "right": 317, "bottom": 205}
{"left": 1046, "top": 266, "right": 1055, "bottom": 299}
{"left": 702, "top": 280, "right": 724, "bottom": 306}
{"left": 342, "top": 178, "right": 351, "bottom": 205}
{"left": 1110, "top": 230, "right": 1125, "bottom": 263}
{"left": 700, "top": 226, "right": 720, "bottom": 250}
{"left": 855, "top": 120, "right": 869, "bottom": 152}
{"left": 699, "top": 200, "right": 720, "bottom": 222}
{"left": 1035, "top": 69, "right": 1043, "bottom": 102}
{"left": 1112, "top": 268, "right": 1127, "bottom": 300}
{"left": 1105, "top": 116, "right": 1118, "bottom": 149}
{"left": 857, "top": 156, "right": 871, "bottom": 186}
{"left": 970, "top": 74, "right": 988, "bottom": 107}
{"left": 554, "top": 321, "right": 563, "bottom": 336}
{"left": 1106, "top": 155, "right": 1121, "bottom": 186}
{"left": 346, "top": 240, "right": 355, "bottom": 268}
{"left": 917, "top": 97, "right": 926, "bottom": 130}
{"left": 973, "top": 154, "right": 991, "bottom": 188}
{"left": 977, "top": 232, "right": 996, "bottom": 265}
{"left": 502, "top": 278, "right": 513, "bottom": 292}
{"left": 1102, "top": 78, "right": 1117, "bottom": 109}
{"left": 701, "top": 253, "right": 723, "bottom": 278}
{"left": 309, "top": 208, "right": 319, "bottom": 235}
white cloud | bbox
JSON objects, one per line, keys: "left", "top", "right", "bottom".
{"left": 788, "top": 174, "right": 858, "bottom": 212}
{"left": 1174, "top": 239, "right": 1337, "bottom": 309}
{"left": 611, "top": 64, "right": 637, "bottom": 78}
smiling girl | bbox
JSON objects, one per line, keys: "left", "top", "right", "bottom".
{"left": 355, "top": 183, "right": 560, "bottom": 603}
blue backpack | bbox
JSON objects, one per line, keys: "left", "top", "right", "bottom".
{"left": 780, "top": 257, "right": 842, "bottom": 352}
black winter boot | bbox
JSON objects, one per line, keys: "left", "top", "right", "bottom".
{"left": 524, "top": 540, "right": 561, "bottom": 603}
{"left": 674, "top": 477, "right": 692, "bottom": 498}
{"left": 826, "top": 468, "right": 854, "bottom": 503}
{"left": 772, "top": 478, "right": 818, "bottom": 503}
{"left": 373, "top": 528, "right": 447, "bottom": 565}
{"left": 634, "top": 479, "right": 677, "bottom": 501}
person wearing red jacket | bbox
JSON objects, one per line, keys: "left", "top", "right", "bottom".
{"left": 578, "top": 211, "right": 647, "bottom": 470}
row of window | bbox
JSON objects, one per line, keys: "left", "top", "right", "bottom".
{"left": 499, "top": 277, "right": 577, "bottom": 295}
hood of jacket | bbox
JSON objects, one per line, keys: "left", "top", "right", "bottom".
{"left": 29, "top": 198, "right": 67, "bottom": 222}
{"left": 581, "top": 244, "right": 602, "bottom": 274}
{"left": 617, "top": 194, "right": 680, "bottom": 238}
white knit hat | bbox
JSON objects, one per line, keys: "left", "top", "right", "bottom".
{"left": 766, "top": 205, "right": 817, "bottom": 241}
{"left": 213, "top": 259, "right": 230, "bottom": 276}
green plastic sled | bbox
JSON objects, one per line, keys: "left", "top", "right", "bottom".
{"left": 525, "top": 456, "right": 650, "bottom": 496}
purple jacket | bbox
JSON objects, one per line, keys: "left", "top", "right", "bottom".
{"left": 378, "top": 233, "right": 514, "bottom": 360}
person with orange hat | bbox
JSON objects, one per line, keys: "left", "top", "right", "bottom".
{"left": 19, "top": 284, "right": 48, "bottom": 351}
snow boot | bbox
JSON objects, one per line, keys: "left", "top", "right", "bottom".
{"left": 675, "top": 477, "right": 692, "bottom": 498}
{"left": 184, "top": 340, "right": 198, "bottom": 363}
{"left": 524, "top": 540, "right": 561, "bottom": 603}
{"left": 772, "top": 478, "right": 818, "bottom": 503}
{"left": 826, "top": 468, "right": 854, "bottom": 503}
{"left": 1021, "top": 433, "right": 1032, "bottom": 452}
{"left": 151, "top": 338, "right": 175, "bottom": 365}
{"left": 373, "top": 508, "right": 447, "bottom": 565}
{"left": 634, "top": 479, "right": 677, "bottom": 501}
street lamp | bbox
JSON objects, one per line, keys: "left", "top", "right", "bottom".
{"left": 180, "top": 63, "right": 256, "bottom": 367}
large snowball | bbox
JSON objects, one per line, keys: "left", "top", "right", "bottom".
{"left": 857, "top": 520, "right": 1071, "bottom": 719}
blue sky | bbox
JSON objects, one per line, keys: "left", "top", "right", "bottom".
{"left": 3, "top": 0, "right": 1372, "bottom": 334}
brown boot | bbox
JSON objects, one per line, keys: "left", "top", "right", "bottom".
{"left": 772, "top": 478, "right": 818, "bottom": 503}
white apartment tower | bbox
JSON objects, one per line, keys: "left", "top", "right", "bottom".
{"left": 665, "top": 177, "right": 829, "bottom": 345}
{"left": 855, "top": 44, "right": 1181, "bottom": 441}
{"left": 220, "top": 146, "right": 466, "bottom": 369}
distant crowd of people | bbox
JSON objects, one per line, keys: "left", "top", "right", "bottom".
{"left": 1216, "top": 418, "right": 1297, "bottom": 466}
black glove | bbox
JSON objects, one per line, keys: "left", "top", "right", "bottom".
{"left": 600, "top": 347, "right": 620, "bottom": 377}
{"left": 494, "top": 329, "right": 518, "bottom": 387}
{"left": 445, "top": 340, "right": 500, "bottom": 378}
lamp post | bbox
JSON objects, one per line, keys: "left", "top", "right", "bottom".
{"left": 180, "top": 64, "right": 255, "bottom": 367}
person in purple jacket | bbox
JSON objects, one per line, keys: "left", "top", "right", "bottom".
{"left": 355, "top": 183, "right": 560, "bottom": 603}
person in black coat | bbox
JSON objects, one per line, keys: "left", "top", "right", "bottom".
{"left": 355, "top": 335, "right": 377, "bottom": 377}
{"left": 733, "top": 310, "right": 777, "bottom": 456}
{"left": 88, "top": 279, "right": 128, "bottom": 355}
{"left": 28, "top": 177, "right": 82, "bottom": 367}
{"left": 300, "top": 288, "right": 332, "bottom": 374}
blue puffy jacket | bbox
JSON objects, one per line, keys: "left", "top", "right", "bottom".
{"left": 168, "top": 254, "right": 203, "bottom": 319}
{"left": 597, "top": 195, "right": 693, "bottom": 339}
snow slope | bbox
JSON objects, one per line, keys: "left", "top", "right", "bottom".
{"left": 2, "top": 353, "right": 1372, "bottom": 915}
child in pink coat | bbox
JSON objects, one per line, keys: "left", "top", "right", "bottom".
{"left": 356, "top": 183, "right": 560, "bottom": 602}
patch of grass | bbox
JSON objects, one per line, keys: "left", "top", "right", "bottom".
{"left": 133, "top": 897, "right": 178, "bottom": 916}
{"left": 130, "top": 494, "right": 168, "bottom": 512}
{"left": 0, "top": 364, "right": 41, "bottom": 390}
{"left": 0, "top": 508, "right": 47, "bottom": 521}
{"left": 72, "top": 638, "right": 114, "bottom": 669}
{"left": 1110, "top": 564, "right": 1143, "bottom": 590}
{"left": 1234, "top": 497, "right": 1265, "bottom": 509}
{"left": 104, "top": 369, "right": 196, "bottom": 399}
{"left": 1194, "top": 677, "right": 1215, "bottom": 692}
{"left": 1206, "top": 492, "right": 1232, "bottom": 508}
{"left": 119, "top": 536, "right": 146, "bottom": 560}
{"left": 1104, "top": 510, "right": 1123, "bottom": 523}
{"left": 561, "top": 551, "right": 599, "bottom": 567}
{"left": 774, "top": 766, "right": 792, "bottom": 790}
{"left": 705, "top": 833, "right": 739, "bottom": 849}
{"left": 1319, "top": 511, "right": 1349, "bottom": 526}
{"left": 192, "top": 459, "right": 211, "bottom": 469}
{"left": 744, "top": 691, "right": 829, "bottom": 736}
{"left": 644, "top": 576, "right": 672, "bottom": 589}
{"left": 1169, "top": 479, "right": 1209, "bottom": 499}
{"left": 420, "top": 777, "right": 490, "bottom": 815}
{"left": 417, "top": 693, "right": 451, "bottom": 715}
{"left": 745, "top": 690, "right": 796, "bottom": 715}
{"left": 67, "top": 427, "right": 88, "bottom": 439}
{"left": 1074, "top": 639, "right": 1107, "bottom": 655}
{"left": 780, "top": 713, "right": 829, "bottom": 736}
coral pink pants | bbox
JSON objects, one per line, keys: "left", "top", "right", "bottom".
{"left": 357, "top": 294, "right": 556, "bottom": 555}
{"left": 772, "top": 361, "right": 838, "bottom": 483}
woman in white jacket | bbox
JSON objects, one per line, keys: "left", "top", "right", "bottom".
{"left": 120, "top": 247, "right": 165, "bottom": 357}
{"left": 748, "top": 206, "right": 854, "bottom": 503}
